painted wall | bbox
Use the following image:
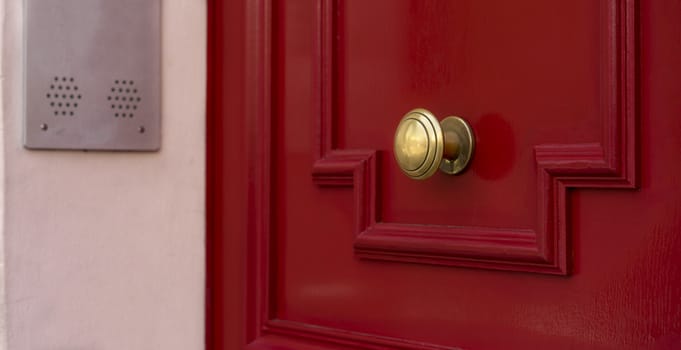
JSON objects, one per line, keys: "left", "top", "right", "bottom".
{"left": 1, "top": 0, "right": 206, "bottom": 349}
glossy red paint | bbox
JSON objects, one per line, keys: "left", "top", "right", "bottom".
{"left": 206, "top": 0, "right": 247, "bottom": 349}
{"left": 208, "top": 0, "right": 681, "bottom": 349}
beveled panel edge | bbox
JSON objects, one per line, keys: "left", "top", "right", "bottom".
{"left": 310, "top": 0, "right": 638, "bottom": 276}
{"left": 246, "top": 319, "right": 462, "bottom": 350}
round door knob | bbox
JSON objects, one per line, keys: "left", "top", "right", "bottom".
{"left": 394, "top": 108, "right": 475, "bottom": 180}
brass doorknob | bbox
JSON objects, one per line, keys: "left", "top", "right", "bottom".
{"left": 394, "top": 108, "right": 475, "bottom": 180}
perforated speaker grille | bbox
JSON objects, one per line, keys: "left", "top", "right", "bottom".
{"left": 46, "top": 76, "right": 82, "bottom": 117}
{"left": 107, "top": 80, "right": 142, "bottom": 119}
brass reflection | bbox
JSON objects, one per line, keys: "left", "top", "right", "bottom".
{"left": 393, "top": 108, "right": 474, "bottom": 180}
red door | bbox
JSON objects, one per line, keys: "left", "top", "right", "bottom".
{"left": 207, "top": 1, "right": 681, "bottom": 349}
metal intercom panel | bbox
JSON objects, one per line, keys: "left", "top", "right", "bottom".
{"left": 24, "top": 0, "right": 161, "bottom": 151}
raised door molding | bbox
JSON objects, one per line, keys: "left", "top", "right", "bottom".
{"left": 311, "top": 0, "right": 638, "bottom": 275}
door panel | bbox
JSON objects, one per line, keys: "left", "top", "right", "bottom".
{"left": 308, "top": 0, "right": 636, "bottom": 275}
{"left": 345, "top": 0, "right": 602, "bottom": 227}
{"left": 208, "top": 0, "right": 681, "bottom": 349}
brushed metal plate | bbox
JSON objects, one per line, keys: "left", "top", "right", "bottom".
{"left": 24, "top": 0, "right": 161, "bottom": 151}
